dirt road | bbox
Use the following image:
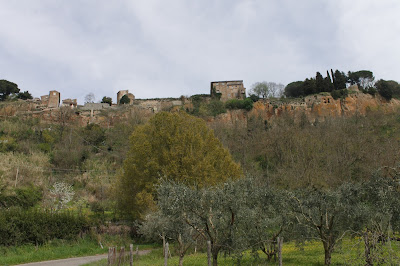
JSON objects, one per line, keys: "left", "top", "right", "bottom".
{"left": 15, "top": 250, "right": 151, "bottom": 266}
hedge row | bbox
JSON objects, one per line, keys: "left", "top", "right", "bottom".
{"left": 0, "top": 208, "right": 90, "bottom": 246}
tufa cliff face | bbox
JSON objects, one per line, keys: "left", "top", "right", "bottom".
{"left": 209, "top": 91, "right": 400, "bottom": 127}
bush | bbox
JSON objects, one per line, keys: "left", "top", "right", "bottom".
{"left": 330, "top": 89, "right": 348, "bottom": 100}
{"left": 0, "top": 208, "right": 90, "bottom": 246}
{"left": 225, "top": 98, "right": 253, "bottom": 111}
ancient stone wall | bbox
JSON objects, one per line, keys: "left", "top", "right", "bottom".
{"left": 211, "top": 80, "right": 246, "bottom": 102}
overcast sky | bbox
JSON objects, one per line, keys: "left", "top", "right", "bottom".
{"left": 1, "top": 0, "right": 399, "bottom": 104}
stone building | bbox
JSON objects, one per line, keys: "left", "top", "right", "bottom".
{"left": 210, "top": 80, "right": 246, "bottom": 102}
{"left": 47, "top": 90, "right": 60, "bottom": 108}
{"left": 40, "top": 95, "right": 49, "bottom": 106}
{"left": 117, "top": 90, "right": 135, "bottom": 105}
{"left": 62, "top": 99, "right": 77, "bottom": 108}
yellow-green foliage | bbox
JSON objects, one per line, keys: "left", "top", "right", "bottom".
{"left": 116, "top": 112, "right": 242, "bottom": 219}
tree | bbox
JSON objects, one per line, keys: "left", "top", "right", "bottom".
{"left": 333, "top": 70, "right": 347, "bottom": 90}
{"left": 288, "top": 184, "right": 363, "bottom": 265}
{"left": 250, "top": 82, "right": 269, "bottom": 98}
{"left": 284, "top": 81, "right": 304, "bottom": 98}
{"left": 303, "top": 78, "right": 316, "bottom": 95}
{"left": 119, "top": 94, "right": 130, "bottom": 104}
{"left": 115, "top": 112, "right": 242, "bottom": 220}
{"left": 266, "top": 82, "right": 285, "bottom": 98}
{"left": 17, "top": 91, "right": 33, "bottom": 100}
{"left": 0, "top": 79, "right": 20, "bottom": 101}
{"left": 348, "top": 70, "right": 375, "bottom": 89}
{"left": 156, "top": 178, "right": 258, "bottom": 266}
{"left": 376, "top": 79, "right": 394, "bottom": 100}
{"left": 101, "top": 96, "right": 112, "bottom": 105}
{"left": 315, "top": 72, "right": 325, "bottom": 93}
{"left": 84, "top": 92, "right": 95, "bottom": 103}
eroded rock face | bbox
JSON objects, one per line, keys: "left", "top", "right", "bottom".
{"left": 210, "top": 92, "right": 400, "bottom": 126}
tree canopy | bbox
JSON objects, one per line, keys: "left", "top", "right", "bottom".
{"left": 115, "top": 111, "right": 242, "bottom": 219}
{"left": 0, "top": 79, "right": 20, "bottom": 101}
{"left": 101, "top": 96, "right": 112, "bottom": 105}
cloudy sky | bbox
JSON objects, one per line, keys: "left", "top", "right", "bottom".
{"left": 0, "top": 0, "right": 399, "bottom": 104}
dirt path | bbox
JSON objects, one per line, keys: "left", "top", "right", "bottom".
{"left": 15, "top": 250, "right": 151, "bottom": 266}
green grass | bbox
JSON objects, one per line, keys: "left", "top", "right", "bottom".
{"left": 0, "top": 236, "right": 156, "bottom": 266}
{"left": 84, "top": 238, "right": 400, "bottom": 266}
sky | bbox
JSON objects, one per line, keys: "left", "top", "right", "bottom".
{"left": 0, "top": 0, "right": 399, "bottom": 104}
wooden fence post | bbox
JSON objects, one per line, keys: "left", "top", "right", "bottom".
{"left": 118, "top": 246, "right": 125, "bottom": 266}
{"left": 164, "top": 242, "right": 169, "bottom": 266}
{"left": 112, "top": 247, "right": 116, "bottom": 265}
{"left": 130, "top": 244, "right": 133, "bottom": 266}
{"left": 207, "top": 241, "right": 212, "bottom": 266}
{"left": 136, "top": 245, "right": 139, "bottom": 262}
{"left": 278, "top": 237, "right": 283, "bottom": 266}
{"left": 108, "top": 247, "right": 112, "bottom": 266}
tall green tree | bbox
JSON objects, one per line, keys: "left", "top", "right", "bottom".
{"left": 0, "top": 79, "right": 20, "bottom": 101}
{"left": 315, "top": 72, "right": 325, "bottom": 93}
{"left": 333, "top": 70, "right": 347, "bottom": 90}
{"left": 115, "top": 112, "right": 242, "bottom": 220}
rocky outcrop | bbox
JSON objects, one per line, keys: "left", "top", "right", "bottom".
{"left": 210, "top": 91, "right": 400, "bottom": 127}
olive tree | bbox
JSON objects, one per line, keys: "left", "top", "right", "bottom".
{"left": 287, "top": 184, "right": 363, "bottom": 265}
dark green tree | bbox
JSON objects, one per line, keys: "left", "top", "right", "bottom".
{"left": 376, "top": 79, "right": 394, "bottom": 100}
{"left": 333, "top": 70, "right": 347, "bottom": 90}
{"left": 119, "top": 94, "right": 130, "bottom": 104}
{"left": 303, "top": 78, "right": 316, "bottom": 95}
{"left": 0, "top": 79, "right": 20, "bottom": 101}
{"left": 17, "top": 91, "right": 33, "bottom": 100}
{"left": 284, "top": 81, "right": 304, "bottom": 98}
{"left": 315, "top": 72, "right": 325, "bottom": 93}
{"left": 101, "top": 96, "right": 112, "bottom": 105}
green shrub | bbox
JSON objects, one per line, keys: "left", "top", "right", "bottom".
{"left": 225, "top": 98, "right": 253, "bottom": 111}
{"left": 0, "top": 185, "right": 42, "bottom": 209}
{"left": 0, "top": 208, "right": 90, "bottom": 246}
{"left": 330, "top": 89, "right": 348, "bottom": 100}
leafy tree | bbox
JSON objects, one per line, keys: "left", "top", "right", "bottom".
{"left": 333, "top": 70, "right": 347, "bottom": 90}
{"left": 376, "top": 80, "right": 400, "bottom": 99}
{"left": 284, "top": 81, "right": 304, "bottom": 98}
{"left": 250, "top": 82, "right": 269, "bottom": 98}
{"left": 348, "top": 70, "right": 375, "bottom": 89}
{"left": 101, "top": 96, "right": 112, "bottom": 105}
{"left": 357, "top": 169, "right": 400, "bottom": 265}
{"left": 115, "top": 112, "right": 242, "bottom": 220}
{"left": 303, "top": 78, "right": 316, "bottom": 95}
{"left": 119, "top": 94, "right": 130, "bottom": 104}
{"left": 140, "top": 211, "right": 200, "bottom": 266}
{"left": 324, "top": 71, "right": 334, "bottom": 92}
{"left": 17, "top": 91, "right": 33, "bottom": 100}
{"left": 288, "top": 184, "right": 363, "bottom": 265}
{"left": 0, "top": 79, "right": 20, "bottom": 101}
{"left": 225, "top": 98, "right": 253, "bottom": 111}
{"left": 156, "top": 178, "right": 256, "bottom": 266}
{"left": 315, "top": 72, "right": 325, "bottom": 93}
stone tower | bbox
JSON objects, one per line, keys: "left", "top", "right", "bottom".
{"left": 117, "top": 90, "right": 135, "bottom": 105}
{"left": 47, "top": 90, "right": 60, "bottom": 108}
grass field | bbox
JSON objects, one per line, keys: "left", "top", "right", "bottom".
{"left": 85, "top": 238, "right": 400, "bottom": 266}
{"left": 0, "top": 236, "right": 156, "bottom": 266}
